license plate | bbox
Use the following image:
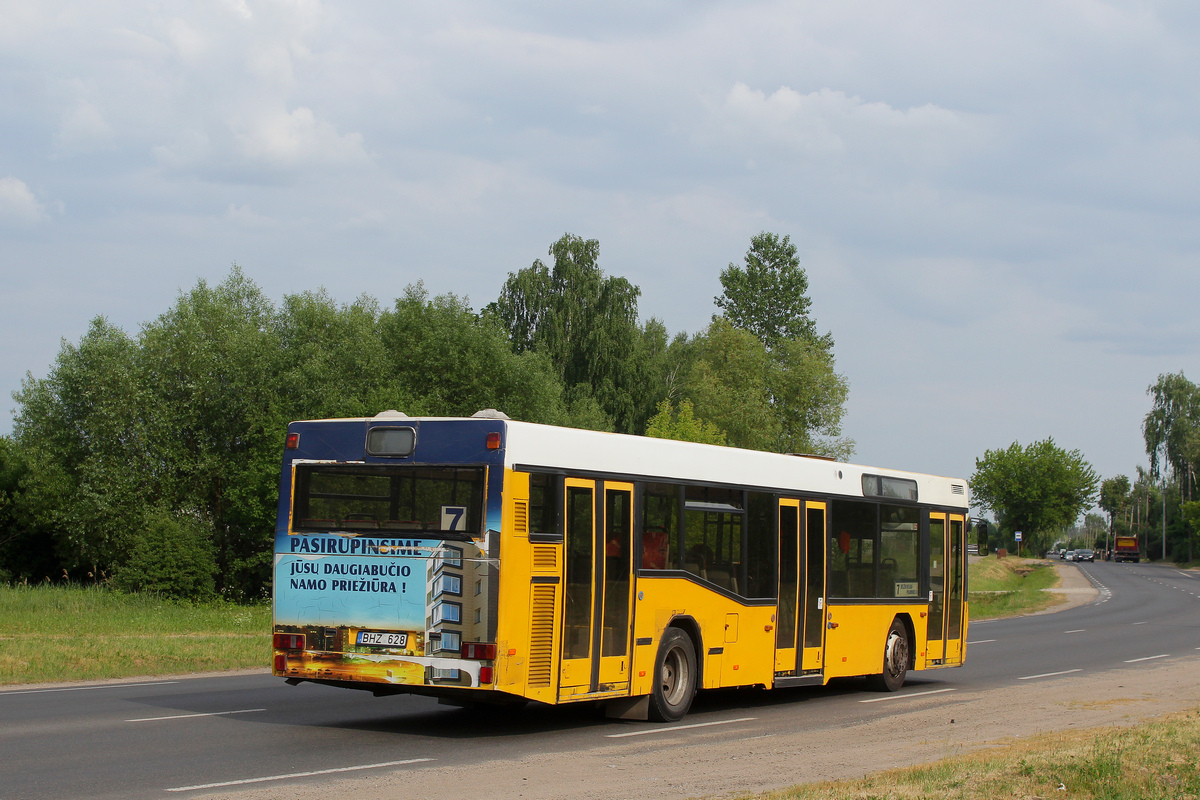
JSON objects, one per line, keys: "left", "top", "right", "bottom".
{"left": 356, "top": 631, "right": 408, "bottom": 647}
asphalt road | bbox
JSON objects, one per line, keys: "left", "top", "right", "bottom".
{"left": 2, "top": 560, "right": 1197, "bottom": 800}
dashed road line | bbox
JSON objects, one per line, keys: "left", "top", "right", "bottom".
{"left": 127, "top": 708, "right": 266, "bottom": 722}
{"left": 966, "top": 639, "right": 996, "bottom": 644}
{"left": 1124, "top": 654, "right": 1170, "bottom": 663}
{"left": 606, "top": 717, "right": 757, "bottom": 738}
{"left": 859, "top": 688, "right": 956, "bottom": 703}
{"left": 0, "top": 681, "right": 178, "bottom": 697}
{"left": 166, "top": 759, "right": 436, "bottom": 792}
{"left": 1018, "top": 669, "right": 1082, "bottom": 680}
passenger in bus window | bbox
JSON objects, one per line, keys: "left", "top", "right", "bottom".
{"left": 642, "top": 526, "right": 668, "bottom": 569}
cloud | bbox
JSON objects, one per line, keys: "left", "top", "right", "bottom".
{"left": 0, "top": 178, "right": 47, "bottom": 226}
{"left": 233, "top": 106, "right": 369, "bottom": 169}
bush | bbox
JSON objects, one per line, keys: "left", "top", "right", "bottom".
{"left": 114, "top": 512, "right": 218, "bottom": 600}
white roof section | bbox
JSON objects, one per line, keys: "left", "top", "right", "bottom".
{"left": 499, "top": 420, "right": 969, "bottom": 510}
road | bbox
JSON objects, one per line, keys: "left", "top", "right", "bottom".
{"left": 2, "top": 561, "right": 1198, "bottom": 800}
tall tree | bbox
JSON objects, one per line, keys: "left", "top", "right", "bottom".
{"left": 715, "top": 231, "right": 832, "bottom": 350}
{"left": 487, "top": 233, "right": 652, "bottom": 433}
{"left": 1099, "top": 475, "right": 1131, "bottom": 538}
{"left": 695, "top": 232, "right": 852, "bottom": 458}
{"left": 971, "top": 438, "right": 1100, "bottom": 554}
{"left": 138, "top": 269, "right": 284, "bottom": 597}
{"left": 1143, "top": 372, "right": 1199, "bottom": 501}
{"left": 12, "top": 317, "right": 151, "bottom": 575}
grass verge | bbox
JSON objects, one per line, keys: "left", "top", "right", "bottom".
{"left": 748, "top": 706, "right": 1200, "bottom": 800}
{"left": 968, "top": 556, "right": 1062, "bottom": 619}
{"left": 0, "top": 584, "right": 269, "bottom": 685}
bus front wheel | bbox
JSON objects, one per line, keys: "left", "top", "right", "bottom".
{"left": 870, "top": 619, "right": 909, "bottom": 692}
{"left": 648, "top": 628, "right": 697, "bottom": 722}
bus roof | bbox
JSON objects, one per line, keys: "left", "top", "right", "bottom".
{"left": 288, "top": 414, "right": 970, "bottom": 510}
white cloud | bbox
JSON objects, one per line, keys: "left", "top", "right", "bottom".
{"left": 233, "top": 106, "right": 370, "bottom": 169}
{"left": 0, "top": 178, "right": 47, "bottom": 226}
{"left": 55, "top": 99, "right": 115, "bottom": 155}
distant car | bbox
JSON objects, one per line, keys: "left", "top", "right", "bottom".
{"left": 1064, "top": 550, "right": 1077, "bottom": 561}
{"left": 1077, "top": 549, "right": 1095, "bottom": 562}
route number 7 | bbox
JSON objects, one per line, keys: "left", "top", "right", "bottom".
{"left": 441, "top": 506, "right": 468, "bottom": 532}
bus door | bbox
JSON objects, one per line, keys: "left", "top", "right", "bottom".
{"left": 801, "top": 501, "right": 827, "bottom": 671}
{"left": 774, "top": 499, "right": 801, "bottom": 673}
{"left": 774, "top": 499, "right": 827, "bottom": 675}
{"left": 926, "top": 513, "right": 966, "bottom": 665}
{"left": 559, "top": 479, "right": 634, "bottom": 698}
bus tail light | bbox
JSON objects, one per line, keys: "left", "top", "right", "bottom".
{"left": 462, "top": 642, "right": 496, "bottom": 660}
{"left": 285, "top": 432, "right": 300, "bottom": 450}
{"left": 486, "top": 432, "right": 501, "bottom": 450}
{"left": 274, "top": 633, "right": 305, "bottom": 650}
{"left": 479, "top": 666, "right": 494, "bottom": 684}
{"left": 274, "top": 654, "right": 287, "bottom": 673}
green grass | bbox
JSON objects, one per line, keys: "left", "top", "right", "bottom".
{"left": 747, "top": 707, "right": 1200, "bottom": 800}
{"left": 968, "top": 556, "right": 1062, "bottom": 619}
{"left": 0, "top": 584, "right": 270, "bottom": 685}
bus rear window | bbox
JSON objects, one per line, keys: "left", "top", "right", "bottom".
{"left": 291, "top": 465, "right": 484, "bottom": 537}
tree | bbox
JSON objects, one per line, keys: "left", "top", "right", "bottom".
{"left": 380, "top": 284, "right": 570, "bottom": 425}
{"left": 1098, "top": 475, "right": 1131, "bottom": 548}
{"left": 486, "top": 233, "right": 654, "bottom": 433}
{"left": 970, "top": 438, "right": 1100, "bottom": 554}
{"left": 645, "top": 399, "right": 726, "bottom": 446}
{"left": 715, "top": 231, "right": 831, "bottom": 350}
{"left": 683, "top": 319, "right": 852, "bottom": 458}
{"left": 113, "top": 510, "right": 218, "bottom": 600}
{"left": 1143, "top": 372, "right": 1199, "bottom": 501}
{"left": 138, "top": 269, "right": 284, "bottom": 598}
{"left": 12, "top": 317, "right": 152, "bottom": 576}
{"left": 700, "top": 232, "right": 852, "bottom": 459}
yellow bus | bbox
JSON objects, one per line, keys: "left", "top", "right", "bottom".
{"left": 273, "top": 411, "right": 969, "bottom": 721}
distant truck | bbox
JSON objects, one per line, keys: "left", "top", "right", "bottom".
{"left": 1113, "top": 535, "right": 1140, "bottom": 563}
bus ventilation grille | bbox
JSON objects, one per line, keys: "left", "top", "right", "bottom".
{"left": 528, "top": 584, "right": 556, "bottom": 687}
{"left": 951, "top": 484, "right": 965, "bottom": 495}
{"left": 532, "top": 545, "right": 557, "bottom": 572}
{"left": 513, "top": 501, "right": 528, "bottom": 535}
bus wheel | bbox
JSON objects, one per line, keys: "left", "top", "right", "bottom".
{"left": 870, "top": 619, "right": 909, "bottom": 692}
{"left": 648, "top": 628, "right": 697, "bottom": 722}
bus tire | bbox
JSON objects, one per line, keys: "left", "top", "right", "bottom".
{"left": 870, "top": 618, "right": 909, "bottom": 692}
{"left": 648, "top": 627, "right": 697, "bottom": 722}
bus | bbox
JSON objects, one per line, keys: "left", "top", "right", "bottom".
{"left": 272, "top": 410, "right": 970, "bottom": 722}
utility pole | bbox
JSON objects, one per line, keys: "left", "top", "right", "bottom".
{"left": 1163, "top": 478, "right": 1167, "bottom": 563}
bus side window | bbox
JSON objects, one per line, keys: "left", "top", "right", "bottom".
{"left": 641, "top": 483, "right": 681, "bottom": 569}
{"left": 529, "top": 473, "right": 558, "bottom": 535}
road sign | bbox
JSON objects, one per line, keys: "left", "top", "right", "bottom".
{"left": 1015, "top": 532, "right": 1023, "bottom": 541}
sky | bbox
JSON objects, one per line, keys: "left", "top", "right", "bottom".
{"left": 2, "top": 0, "right": 1198, "bottom": 502}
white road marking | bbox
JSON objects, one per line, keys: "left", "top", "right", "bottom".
{"left": 966, "top": 639, "right": 996, "bottom": 644}
{"left": 1132, "top": 621, "right": 1148, "bottom": 625}
{"left": 166, "top": 758, "right": 436, "bottom": 791}
{"left": 858, "top": 688, "right": 956, "bottom": 703}
{"left": 0, "top": 681, "right": 178, "bottom": 696}
{"left": 1124, "top": 654, "right": 1170, "bottom": 663}
{"left": 606, "top": 717, "right": 757, "bottom": 738}
{"left": 1064, "top": 629, "right": 1086, "bottom": 634}
{"left": 1018, "top": 669, "right": 1082, "bottom": 680}
{"left": 127, "top": 708, "right": 266, "bottom": 722}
